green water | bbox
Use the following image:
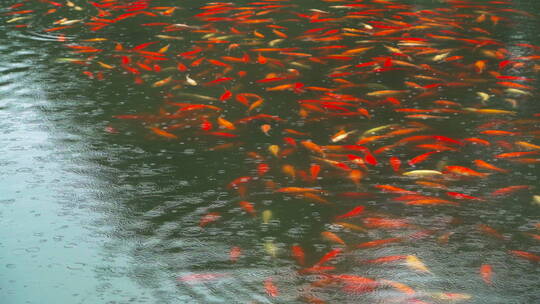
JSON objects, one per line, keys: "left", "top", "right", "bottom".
{"left": 0, "top": 0, "right": 539, "bottom": 303}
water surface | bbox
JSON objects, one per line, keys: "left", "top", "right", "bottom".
{"left": 1, "top": 1, "right": 539, "bottom": 303}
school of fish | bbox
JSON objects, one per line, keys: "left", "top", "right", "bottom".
{"left": 4, "top": 0, "right": 540, "bottom": 303}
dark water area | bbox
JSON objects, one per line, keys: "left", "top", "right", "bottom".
{"left": 0, "top": 0, "right": 539, "bottom": 303}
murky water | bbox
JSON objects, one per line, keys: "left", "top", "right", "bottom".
{"left": 1, "top": 1, "right": 539, "bottom": 303}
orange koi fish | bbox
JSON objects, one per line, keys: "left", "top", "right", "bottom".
{"left": 199, "top": 212, "right": 221, "bottom": 227}
{"left": 361, "top": 255, "right": 407, "bottom": 264}
{"left": 227, "top": 176, "right": 252, "bottom": 190}
{"left": 478, "top": 224, "right": 506, "bottom": 240}
{"left": 445, "top": 166, "right": 488, "bottom": 178}
{"left": 508, "top": 250, "right": 540, "bottom": 262}
{"left": 480, "top": 264, "right": 493, "bottom": 285}
{"left": 464, "top": 138, "right": 491, "bottom": 146}
{"left": 217, "top": 117, "right": 235, "bottom": 130}
{"left": 374, "top": 185, "right": 418, "bottom": 195}
{"left": 301, "top": 140, "right": 325, "bottom": 156}
{"left": 367, "top": 90, "right": 408, "bottom": 97}
{"left": 230, "top": 246, "right": 241, "bottom": 262}
{"left": 355, "top": 237, "right": 402, "bottom": 249}
{"left": 497, "top": 81, "right": 534, "bottom": 90}
{"left": 380, "top": 279, "right": 415, "bottom": 295}
{"left": 491, "top": 185, "right": 530, "bottom": 197}
{"left": 150, "top": 127, "right": 178, "bottom": 139}
{"left": 362, "top": 217, "right": 410, "bottom": 229}
{"left": 239, "top": 201, "right": 256, "bottom": 217}
{"left": 321, "top": 231, "right": 346, "bottom": 246}
{"left": 264, "top": 278, "right": 279, "bottom": 298}
{"left": 480, "top": 130, "right": 519, "bottom": 136}
{"left": 495, "top": 151, "right": 539, "bottom": 158}
{"left": 474, "top": 159, "right": 509, "bottom": 173}
{"left": 515, "top": 141, "right": 540, "bottom": 150}
{"left": 276, "top": 187, "right": 322, "bottom": 194}
{"left": 334, "top": 222, "right": 367, "bottom": 232}
{"left": 408, "top": 151, "right": 439, "bottom": 166}
{"left": 406, "top": 199, "right": 459, "bottom": 206}
{"left": 335, "top": 275, "right": 379, "bottom": 294}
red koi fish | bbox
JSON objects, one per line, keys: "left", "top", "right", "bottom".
{"left": 314, "top": 248, "right": 343, "bottom": 267}
{"left": 335, "top": 206, "right": 365, "bottom": 220}
{"left": 291, "top": 245, "right": 305, "bottom": 266}
{"left": 310, "top": 164, "right": 321, "bottom": 181}
{"left": 389, "top": 156, "right": 401, "bottom": 172}
{"left": 446, "top": 191, "right": 484, "bottom": 201}
{"left": 219, "top": 90, "right": 232, "bottom": 102}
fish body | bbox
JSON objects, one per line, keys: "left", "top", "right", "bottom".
{"left": 321, "top": 231, "right": 346, "bottom": 245}
{"left": 480, "top": 264, "right": 493, "bottom": 285}
{"left": 403, "top": 170, "right": 443, "bottom": 177}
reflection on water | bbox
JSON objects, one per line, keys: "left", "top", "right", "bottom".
{"left": 0, "top": 32, "right": 156, "bottom": 303}
{"left": 1, "top": 0, "right": 540, "bottom": 303}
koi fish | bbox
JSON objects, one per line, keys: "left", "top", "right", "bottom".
{"left": 405, "top": 255, "right": 432, "bottom": 273}
{"left": 321, "top": 231, "right": 346, "bottom": 245}
{"left": 445, "top": 166, "right": 488, "bottom": 178}
{"left": 230, "top": 246, "right": 241, "bottom": 262}
{"left": 474, "top": 159, "right": 509, "bottom": 173}
{"left": 361, "top": 255, "right": 407, "bottom": 264}
{"left": 508, "top": 250, "right": 540, "bottom": 262}
{"left": 239, "top": 201, "right": 256, "bottom": 217}
{"left": 199, "top": 212, "right": 221, "bottom": 227}
{"left": 379, "top": 279, "right": 415, "bottom": 295}
{"left": 363, "top": 217, "right": 410, "bottom": 229}
{"left": 314, "top": 248, "right": 343, "bottom": 267}
{"left": 150, "top": 127, "right": 177, "bottom": 139}
{"left": 480, "top": 264, "right": 493, "bottom": 285}
{"left": 355, "top": 237, "right": 402, "bottom": 249}
{"left": 177, "top": 273, "right": 228, "bottom": 283}
{"left": 264, "top": 278, "right": 279, "bottom": 298}
{"left": 276, "top": 187, "right": 322, "bottom": 194}
{"left": 403, "top": 170, "right": 443, "bottom": 177}
{"left": 291, "top": 245, "right": 305, "bottom": 266}
{"left": 491, "top": 185, "right": 530, "bottom": 197}
{"left": 335, "top": 206, "right": 365, "bottom": 220}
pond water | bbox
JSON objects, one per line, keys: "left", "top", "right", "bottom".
{"left": 0, "top": 1, "right": 539, "bottom": 303}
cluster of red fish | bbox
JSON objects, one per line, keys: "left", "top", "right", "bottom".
{"left": 4, "top": 0, "right": 540, "bottom": 302}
